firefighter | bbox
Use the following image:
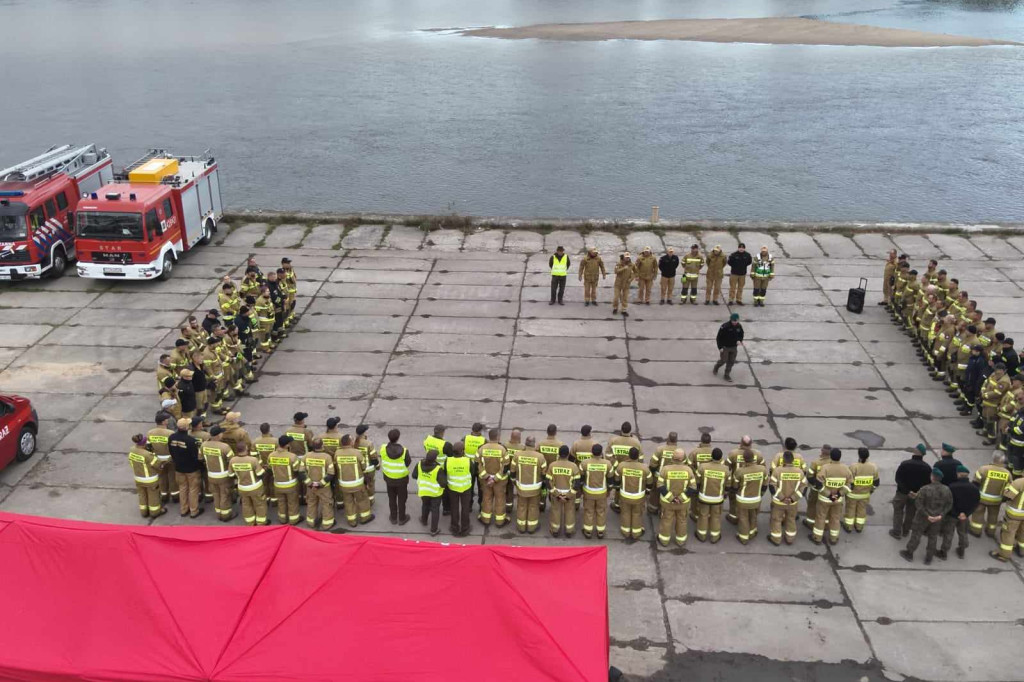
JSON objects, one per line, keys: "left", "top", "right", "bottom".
{"left": 254, "top": 284, "right": 275, "bottom": 352}
{"left": 157, "top": 354, "right": 174, "bottom": 394}
{"left": 810, "top": 448, "right": 853, "bottom": 545}
{"left": 732, "top": 450, "right": 768, "bottom": 544}
{"left": 304, "top": 438, "right": 336, "bottom": 530}
{"left": 770, "top": 437, "right": 805, "bottom": 474}
{"left": 578, "top": 247, "right": 607, "bottom": 307}
{"left": 168, "top": 418, "right": 204, "bottom": 518}
{"left": 977, "top": 364, "right": 1011, "bottom": 445}
{"left": 751, "top": 246, "right": 775, "bottom": 307}
{"left": 353, "top": 424, "right": 378, "bottom": 504}
{"left": 695, "top": 448, "right": 729, "bottom": 543}
{"left": 218, "top": 281, "right": 240, "bottom": 326}
{"left": 608, "top": 422, "right": 642, "bottom": 512}
{"left": 201, "top": 426, "right": 236, "bottom": 522}
{"left": 201, "top": 336, "right": 228, "bottom": 414}
{"left": 148, "top": 411, "right": 178, "bottom": 502}
{"left": 547, "top": 445, "right": 581, "bottom": 537}
{"left": 319, "top": 416, "right": 345, "bottom": 509}
{"left": 843, "top": 448, "right": 880, "bottom": 533}
{"left": 423, "top": 424, "right": 451, "bottom": 516}
{"left": 634, "top": 246, "right": 658, "bottom": 305}
{"left": 803, "top": 444, "right": 832, "bottom": 529}
{"left": 463, "top": 422, "right": 486, "bottom": 510}
{"left": 334, "top": 434, "right": 374, "bottom": 526}
{"left": 680, "top": 244, "right": 704, "bottom": 305}
{"left": 230, "top": 443, "right": 269, "bottom": 526}
{"left": 615, "top": 447, "right": 650, "bottom": 540}
{"left": 285, "top": 412, "right": 315, "bottom": 456}
{"left": 768, "top": 451, "right": 805, "bottom": 545}
{"left": 996, "top": 382, "right": 1023, "bottom": 452}
{"left": 270, "top": 435, "right": 303, "bottom": 525}
{"left": 657, "top": 449, "right": 696, "bottom": 547}
{"left": 704, "top": 245, "right": 727, "bottom": 305}
{"left": 281, "top": 257, "right": 298, "bottom": 326}
{"left": 251, "top": 422, "right": 278, "bottom": 503}
{"left": 537, "top": 423, "right": 564, "bottom": 512}
{"left": 478, "top": 429, "right": 510, "bottom": 527}
{"left": 128, "top": 433, "right": 165, "bottom": 519}
{"left": 725, "top": 436, "right": 763, "bottom": 524}
{"left": 612, "top": 252, "right": 636, "bottom": 316}
{"left": 580, "top": 444, "right": 614, "bottom": 539}
{"left": 971, "top": 451, "right": 1012, "bottom": 537}
{"left": 990, "top": 470, "right": 1024, "bottom": 562}
{"left": 648, "top": 433, "right": 680, "bottom": 514}
{"left": 504, "top": 429, "right": 524, "bottom": 516}
{"left": 169, "top": 340, "right": 191, "bottom": 376}
{"left": 511, "top": 436, "right": 546, "bottom": 534}
{"left": 219, "top": 412, "right": 252, "bottom": 464}
{"left": 687, "top": 432, "right": 715, "bottom": 471}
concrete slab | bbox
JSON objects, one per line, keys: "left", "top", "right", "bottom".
{"left": 776, "top": 232, "right": 825, "bottom": 258}
{"left": 462, "top": 229, "right": 506, "bottom": 252}
{"left": 340, "top": 256, "right": 432, "bottom": 271}
{"left": 415, "top": 299, "right": 518, "bottom": 318}
{"left": 544, "top": 230, "right": 585, "bottom": 254}
{"left": 426, "top": 271, "right": 520, "bottom": 286}
{"left": 13, "top": 393, "right": 102, "bottom": 422}
{"left": 737, "top": 231, "right": 782, "bottom": 255}
{"left": 0, "top": 364, "right": 127, "bottom": 394}
{"left": 110, "top": 370, "right": 159, "bottom": 395}
{"left": 247, "top": 374, "right": 378, "bottom": 399}
{"left": 0, "top": 485, "right": 144, "bottom": 525}
{"left": 609, "top": 587, "right": 669, "bottom": 645}
{"left": 852, "top": 233, "right": 897, "bottom": 257}
{"left": 891, "top": 234, "right": 945, "bottom": 259}
{"left": 772, "top": 417, "right": 924, "bottom": 450}
{"left": 631, "top": 340, "right": 746, "bottom": 363}
{"left": 632, "top": 360, "right": 754, "bottom": 387}
{"left": 321, "top": 282, "right": 421, "bottom": 299}
{"left": 665, "top": 601, "right": 871, "bottom": 663}
{"left": 501, "top": 403, "right": 633, "bottom": 432}
{"left": 0, "top": 291, "right": 98, "bottom": 308}
{"left": 306, "top": 297, "right": 416, "bottom": 316}
{"left": 328, "top": 269, "right": 428, "bottom": 285}
{"left": 339, "top": 224, "right": 386, "bottom": 249}
{"left": 766, "top": 389, "right": 905, "bottom": 419}
{"left": 421, "top": 228, "right": 464, "bottom": 251}
{"left": 366, "top": 398, "right": 501, "bottom": 428}
{"left": 636, "top": 386, "right": 767, "bottom": 415}
{"left": 259, "top": 350, "right": 390, "bottom": 376}
{"left": 55, "top": 421, "right": 152, "bottom": 453}
{"left": 387, "top": 352, "right": 508, "bottom": 378}
{"left": 502, "top": 230, "right": 543, "bottom": 253}
{"left": 296, "top": 314, "right": 406, "bottom": 333}
{"left": 626, "top": 320, "right": 720, "bottom": 340}
{"left": 378, "top": 376, "right": 505, "bottom": 401}
{"left": 518, "top": 318, "right": 623, "bottom": 338}
{"left": 927, "top": 233, "right": 985, "bottom": 260}
{"left": 626, "top": 232, "right": 664, "bottom": 256}
{"left": 86, "top": 395, "right": 172, "bottom": 422}
{"left": 39, "top": 326, "right": 167, "bottom": 348}
{"left": 0, "top": 324, "right": 53, "bottom": 347}
{"left": 0, "top": 348, "right": 22, "bottom": 371}
{"left": 515, "top": 335, "right": 626, "bottom": 359}
{"left": 608, "top": 646, "right": 668, "bottom": 678}
{"left": 865, "top": 621, "right": 1020, "bottom": 682}
{"left": 509, "top": 356, "right": 627, "bottom": 381}
{"left": 300, "top": 224, "right": 345, "bottom": 249}
{"left": 636, "top": 413, "right": 775, "bottom": 446}
{"left": 507, "top": 379, "right": 632, "bottom": 406}
{"left": 745, "top": 340, "right": 870, "bottom": 364}
{"left": 383, "top": 226, "right": 425, "bottom": 250}
{"left": 425, "top": 284, "right": 519, "bottom": 302}
{"left": 584, "top": 231, "right": 625, "bottom": 255}
{"left": 814, "top": 234, "right": 864, "bottom": 259}
{"left": 699, "top": 231, "right": 738, "bottom": 252}
{"left": 91, "top": 292, "right": 205, "bottom": 311}
{"left": 231, "top": 397, "right": 369, "bottom": 427}
{"left": 661, "top": 553, "right": 843, "bottom": 604}
{"left": 219, "top": 223, "right": 268, "bottom": 247}
{"left": 845, "top": 569, "right": 1024, "bottom": 622}
{"left": 746, "top": 321, "right": 855, "bottom": 342}
{"left": 398, "top": 333, "right": 512, "bottom": 355}
{"left": 262, "top": 223, "right": 307, "bottom": 248}
{"left": 969, "top": 235, "right": 1023, "bottom": 260}
{"left": 406, "top": 316, "right": 514, "bottom": 336}
{"left": 754, "top": 363, "right": 883, "bottom": 390}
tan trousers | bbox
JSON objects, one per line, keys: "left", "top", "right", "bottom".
{"left": 996, "top": 517, "right": 1024, "bottom": 559}
{"left": 705, "top": 274, "right": 723, "bottom": 303}
{"left": 736, "top": 502, "right": 760, "bottom": 543}
{"left": 480, "top": 478, "right": 507, "bottom": 525}
{"left": 769, "top": 502, "right": 798, "bottom": 544}
{"left": 275, "top": 486, "right": 301, "bottom": 524}
{"left": 136, "top": 483, "right": 162, "bottom": 517}
{"left": 658, "top": 500, "right": 690, "bottom": 546}
{"left": 619, "top": 498, "right": 645, "bottom": 538}
{"left": 175, "top": 471, "right": 202, "bottom": 516}
{"left": 696, "top": 501, "right": 722, "bottom": 542}
{"left": 659, "top": 276, "right": 674, "bottom": 302}
{"left": 843, "top": 496, "right": 870, "bottom": 531}
{"left": 582, "top": 492, "right": 608, "bottom": 536}
{"left": 516, "top": 494, "right": 541, "bottom": 532}
{"left": 813, "top": 496, "right": 843, "bottom": 543}
{"left": 341, "top": 487, "right": 372, "bottom": 525}
{"left": 548, "top": 493, "right": 576, "bottom": 534}
{"left": 682, "top": 274, "right": 699, "bottom": 301}
{"left": 583, "top": 277, "right": 599, "bottom": 303}
{"left": 305, "top": 484, "right": 335, "bottom": 528}
{"left": 240, "top": 489, "right": 268, "bottom": 525}
{"left": 637, "top": 277, "right": 654, "bottom": 303}
{"left": 804, "top": 489, "right": 818, "bottom": 527}
{"left": 729, "top": 274, "right": 746, "bottom": 302}
{"left": 159, "top": 459, "right": 179, "bottom": 499}
{"left": 207, "top": 477, "right": 235, "bottom": 520}
{"left": 970, "top": 503, "right": 1001, "bottom": 536}
{"left": 613, "top": 282, "right": 630, "bottom": 311}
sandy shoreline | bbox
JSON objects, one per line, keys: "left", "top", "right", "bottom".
{"left": 456, "top": 17, "right": 1020, "bottom": 48}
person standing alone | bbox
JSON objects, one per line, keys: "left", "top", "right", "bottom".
{"left": 713, "top": 313, "right": 744, "bottom": 382}
{"left": 727, "top": 243, "right": 753, "bottom": 306}
{"left": 548, "top": 245, "right": 570, "bottom": 306}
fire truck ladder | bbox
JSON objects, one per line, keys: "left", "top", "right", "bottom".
{"left": 0, "top": 144, "right": 106, "bottom": 183}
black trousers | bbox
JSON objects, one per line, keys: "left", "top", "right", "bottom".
{"left": 449, "top": 489, "right": 473, "bottom": 534}
{"left": 386, "top": 480, "right": 408, "bottom": 520}
{"left": 550, "top": 276, "right": 566, "bottom": 302}
{"left": 420, "top": 496, "right": 441, "bottom": 532}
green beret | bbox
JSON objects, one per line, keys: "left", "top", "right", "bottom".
{"left": 941, "top": 443, "right": 956, "bottom": 454}
{"left": 915, "top": 444, "right": 927, "bottom": 455}
{"left": 956, "top": 465, "right": 970, "bottom": 474}
{"left": 730, "top": 313, "right": 739, "bottom": 321}
{"left": 931, "top": 467, "right": 944, "bottom": 478}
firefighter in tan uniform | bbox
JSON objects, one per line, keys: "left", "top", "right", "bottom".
{"left": 304, "top": 439, "right": 336, "bottom": 530}
{"left": 220, "top": 413, "right": 252, "bottom": 467}
{"left": 811, "top": 449, "right": 853, "bottom": 545}
{"left": 547, "top": 446, "right": 581, "bottom": 536}
{"left": 769, "top": 437, "right": 805, "bottom": 474}
{"left": 612, "top": 252, "right": 636, "bottom": 316}
{"left": 254, "top": 286, "right": 275, "bottom": 352}
{"left": 270, "top": 435, "right": 303, "bottom": 524}
{"left": 647, "top": 432, "right": 681, "bottom": 514}
{"left": 512, "top": 437, "right": 547, "bottom": 534}
{"left": 251, "top": 423, "right": 279, "bottom": 503}
{"left": 201, "top": 426, "right": 237, "bottom": 522}
{"left": 580, "top": 444, "right": 614, "bottom": 539}
{"left": 695, "top": 448, "right": 729, "bottom": 542}
{"left": 704, "top": 245, "right": 726, "bottom": 305}
{"left": 129, "top": 434, "right": 166, "bottom": 518}
{"left": 843, "top": 448, "right": 880, "bottom": 533}
{"left": 578, "top": 248, "right": 607, "bottom": 307}
{"left": 286, "top": 412, "right": 316, "bottom": 455}
{"left": 996, "top": 381, "right": 1022, "bottom": 451}
{"left": 977, "top": 365, "right": 1011, "bottom": 445}
{"left": 478, "top": 429, "right": 510, "bottom": 527}
{"left": 971, "top": 452, "right": 1012, "bottom": 537}
{"left": 537, "top": 424, "right": 564, "bottom": 512}
{"left": 634, "top": 246, "right": 658, "bottom": 305}
{"left": 725, "top": 437, "right": 763, "bottom": 524}
{"left": 318, "top": 417, "right": 345, "bottom": 509}
{"left": 570, "top": 424, "right": 597, "bottom": 509}
{"left": 732, "top": 451, "right": 768, "bottom": 544}
{"left": 230, "top": 447, "right": 268, "bottom": 526}
{"left": 990, "top": 474, "right": 1024, "bottom": 562}
{"left": 335, "top": 434, "right": 374, "bottom": 526}
{"left": 680, "top": 244, "right": 704, "bottom": 305}
{"left": 687, "top": 433, "right": 715, "bottom": 471}
{"left": 504, "top": 429, "right": 524, "bottom": 516}
{"left": 148, "top": 412, "right": 178, "bottom": 502}
{"left": 656, "top": 449, "right": 696, "bottom": 547}
{"left": 615, "top": 447, "right": 650, "bottom": 540}
{"left": 353, "top": 424, "right": 377, "bottom": 505}
{"left": 608, "top": 422, "right": 642, "bottom": 512}
{"left": 201, "top": 336, "right": 228, "bottom": 414}
{"left": 803, "top": 445, "right": 833, "bottom": 529}
{"left": 768, "top": 451, "right": 805, "bottom": 545}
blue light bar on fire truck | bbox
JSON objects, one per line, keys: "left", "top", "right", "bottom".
{"left": 0, "top": 190, "right": 26, "bottom": 197}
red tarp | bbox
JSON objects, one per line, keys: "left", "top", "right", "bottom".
{"left": 0, "top": 512, "right": 608, "bottom": 682}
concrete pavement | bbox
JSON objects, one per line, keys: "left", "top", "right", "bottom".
{"left": 1, "top": 223, "right": 1023, "bottom": 681}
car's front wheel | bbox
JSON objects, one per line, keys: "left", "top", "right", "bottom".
{"left": 15, "top": 426, "right": 36, "bottom": 462}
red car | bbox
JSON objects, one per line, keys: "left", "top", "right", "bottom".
{"left": 0, "top": 395, "right": 38, "bottom": 471}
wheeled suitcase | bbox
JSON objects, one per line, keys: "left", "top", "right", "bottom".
{"left": 846, "top": 278, "right": 867, "bottom": 313}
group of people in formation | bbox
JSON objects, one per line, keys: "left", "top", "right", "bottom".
{"left": 548, "top": 242, "right": 776, "bottom": 312}
{"left": 882, "top": 250, "right": 1024, "bottom": 563}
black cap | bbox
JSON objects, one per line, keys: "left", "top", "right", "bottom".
{"left": 1004, "top": 338, "right": 1015, "bottom": 346}
{"left": 985, "top": 317, "right": 996, "bottom": 325}
{"left": 293, "top": 411, "right": 308, "bottom": 422}
{"left": 326, "top": 416, "right": 341, "bottom": 429}
{"left": 207, "top": 308, "right": 220, "bottom": 316}
{"left": 278, "top": 435, "right": 294, "bottom": 447}
{"left": 174, "top": 339, "right": 187, "bottom": 347}
{"left": 355, "top": 424, "right": 369, "bottom": 435}
{"left": 190, "top": 415, "right": 204, "bottom": 428}
{"left": 210, "top": 425, "right": 224, "bottom": 436}
{"left": 281, "top": 257, "right": 292, "bottom": 264}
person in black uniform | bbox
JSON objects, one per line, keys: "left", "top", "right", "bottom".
{"left": 940, "top": 465, "right": 980, "bottom": 559}
{"left": 890, "top": 444, "right": 933, "bottom": 538}
{"left": 713, "top": 313, "right": 744, "bottom": 382}
{"left": 168, "top": 418, "right": 204, "bottom": 518}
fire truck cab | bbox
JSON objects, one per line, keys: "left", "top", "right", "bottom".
{"left": 0, "top": 144, "right": 113, "bottom": 280}
{"left": 75, "top": 151, "right": 222, "bottom": 280}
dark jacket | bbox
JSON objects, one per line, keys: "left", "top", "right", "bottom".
{"left": 894, "top": 456, "right": 932, "bottom": 494}
{"left": 190, "top": 363, "right": 208, "bottom": 392}
{"left": 412, "top": 459, "right": 449, "bottom": 488}
{"left": 383, "top": 442, "right": 412, "bottom": 482}
{"left": 168, "top": 430, "right": 202, "bottom": 474}
{"left": 658, "top": 254, "right": 679, "bottom": 278}
{"left": 963, "top": 354, "right": 987, "bottom": 397}
{"left": 177, "top": 380, "right": 197, "bottom": 413}
{"left": 716, "top": 321, "right": 744, "bottom": 349}
{"left": 935, "top": 456, "right": 963, "bottom": 486}
{"left": 727, "top": 250, "right": 752, "bottom": 276}
{"left": 999, "top": 348, "right": 1019, "bottom": 377}
{"left": 948, "top": 478, "right": 980, "bottom": 517}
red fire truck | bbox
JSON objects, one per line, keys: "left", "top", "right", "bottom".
{"left": 75, "top": 150, "right": 223, "bottom": 280}
{"left": 0, "top": 144, "right": 113, "bottom": 280}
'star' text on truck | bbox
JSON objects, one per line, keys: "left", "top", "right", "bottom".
{"left": 0, "top": 144, "right": 113, "bottom": 280}
{"left": 75, "top": 150, "right": 223, "bottom": 280}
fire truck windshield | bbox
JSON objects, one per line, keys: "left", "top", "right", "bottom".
{"left": 76, "top": 212, "right": 144, "bottom": 241}
{"left": 0, "top": 215, "right": 26, "bottom": 241}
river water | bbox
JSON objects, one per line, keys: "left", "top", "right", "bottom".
{"left": 1, "top": 0, "right": 1022, "bottom": 221}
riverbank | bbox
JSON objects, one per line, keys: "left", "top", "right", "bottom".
{"left": 455, "top": 17, "right": 1021, "bottom": 48}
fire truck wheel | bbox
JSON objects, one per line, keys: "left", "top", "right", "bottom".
{"left": 159, "top": 253, "right": 175, "bottom": 281}
{"left": 200, "top": 219, "right": 214, "bottom": 245}
{"left": 47, "top": 248, "right": 67, "bottom": 279}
